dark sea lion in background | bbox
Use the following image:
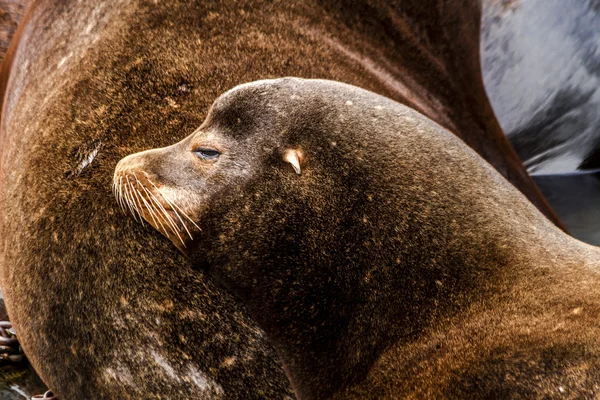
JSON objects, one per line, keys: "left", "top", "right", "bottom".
{"left": 116, "top": 77, "right": 600, "bottom": 400}
{"left": 0, "top": 0, "right": 564, "bottom": 397}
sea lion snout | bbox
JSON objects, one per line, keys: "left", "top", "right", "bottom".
{"left": 113, "top": 98, "right": 302, "bottom": 253}
{"left": 114, "top": 147, "right": 201, "bottom": 251}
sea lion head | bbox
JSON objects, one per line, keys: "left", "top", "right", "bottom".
{"left": 113, "top": 78, "right": 313, "bottom": 253}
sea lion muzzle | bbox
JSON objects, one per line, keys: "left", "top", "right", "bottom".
{"left": 114, "top": 149, "right": 200, "bottom": 251}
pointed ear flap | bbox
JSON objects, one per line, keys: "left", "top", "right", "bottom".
{"left": 283, "top": 149, "right": 303, "bottom": 176}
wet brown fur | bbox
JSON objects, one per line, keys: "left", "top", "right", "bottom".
{"left": 119, "top": 78, "right": 600, "bottom": 400}
{"left": 0, "top": 0, "right": 563, "bottom": 398}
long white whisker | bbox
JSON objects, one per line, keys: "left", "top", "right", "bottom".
{"left": 134, "top": 179, "right": 163, "bottom": 233}
{"left": 138, "top": 180, "right": 185, "bottom": 245}
{"left": 144, "top": 188, "right": 178, "bottom": 240}
{"left": 118, "top": 176, "right": 127, "bottom": 211}
{"left": 158, "top": 193, "right": 191, "bottom": 236}
{"left": 145, "top": 184, "right": 194, "bottom": 240}
{"left": 164, "top": 194, "right": 201, "bottom": 232}
{"left": 132, "top": 172, "right": 185, "bottom": 245}
{"left": 128, "top": 181, "right": 146, "bottom": 226}
{"left": 124, "top": 180, "right": 138, "bottom": 220}
{"left": 115, "top": 176, "right": 126, "bottom": 212}
{"left": 123, "top": 182, "right": 140, "bottom": 222}
{"left": 112, "top": 178, "right": 121, "bottom": 208}
{"left": 144, "top": 173, "right": 201, "bottom": 232}
{"left": 140, "top": 183, "right": 183, "bottom": 240}
{"left": 143, "top": 175, "right": 191, "bottom": 227}
{"left": 156, "top": 202, "right": 185, "bottom": 246}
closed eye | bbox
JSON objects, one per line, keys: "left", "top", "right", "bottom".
{"left": 194, "top": 148, "right": 221, "bottom": 160}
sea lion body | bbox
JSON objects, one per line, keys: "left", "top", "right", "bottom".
{"left": 0, "top": 0, "right": 562, "bottom": 397}
{"left": 116, "top": 78, "right": 600, "bottom": 399}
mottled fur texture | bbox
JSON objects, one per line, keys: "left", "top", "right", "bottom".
{"left": 0, "top": 0, "right": 561, "bottom": 398}
{"left": 118, "top": 78, "right": 600, "bottom": 400}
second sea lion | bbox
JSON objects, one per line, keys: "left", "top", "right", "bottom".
{"left": 116, "top": 78, "right": 600, "bottom": 399}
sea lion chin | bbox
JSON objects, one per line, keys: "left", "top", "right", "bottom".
{"left": 116, "top": 77, "right": 600, "bottom": 400}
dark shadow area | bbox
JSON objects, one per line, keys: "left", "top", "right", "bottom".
{"left": 534, "top": 171, "right": 600, "bottom": 245}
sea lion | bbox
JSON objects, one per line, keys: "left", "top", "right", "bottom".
{"left": 0, "top": 0, "right": 563, "bottom": 397}
{"left": 116, "top": 78, "right": 600, "bottom": 400}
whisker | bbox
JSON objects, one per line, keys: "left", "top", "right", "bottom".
{"left": 134, "top": 177, "right": 185, "bottom": 246}
{"left": 118, "top": 176, "right": 128, "bottom": 211}
{"left": 113, "top": 177, "right": 119, "bottom": 206}
{"left": 157, "top": 192, "right": 191, "bottom": 237}
{"left": 146, "top": 186, "right": 194, "bottom": 240}
{"left": 128, "top": 180, "right": 146, "bottom": 226}
{"left": 134, "top": 179, "right": 162, "bottom": 232}
{"left": 143, "top": 174, "right": 193, "bottom": 232}
{"left": 140, "top": 183, "right": 183, "bottom": 240}
{"left": 153, "top": 198, "right": 185, "bottom": 246}
{"left": 144, "top": 188, "right": 179, "bottom": 240}
{"left": 124, "top": 180, "right": 138, "bottom": 220}
{"left": 164, "top": 195, "right": 202, "bottom": 232}
{"left": 116, "top": 176, "right": 127, "bottom": 212}
{"left": 131, "top": 172, "right": 186, "bottom": 246}
{"left": 144, "top": 173, "right": 201, "bottom": 232}
{"left": 123, "top": 181, "right": 140, "bottom": 222}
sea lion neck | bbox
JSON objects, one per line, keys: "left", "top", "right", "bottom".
{"left": 204, "top": 194, "right": 583, "bottom": 400}
{"left": 197, "top": 186, "right": 564, "bottom": 400}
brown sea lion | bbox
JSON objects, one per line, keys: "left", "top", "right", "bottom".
{"left": 0, "top": 0, "right": 563, "bottom": 398}
{"left": 116, "top": 78, "right": 600, "bottom": 400}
